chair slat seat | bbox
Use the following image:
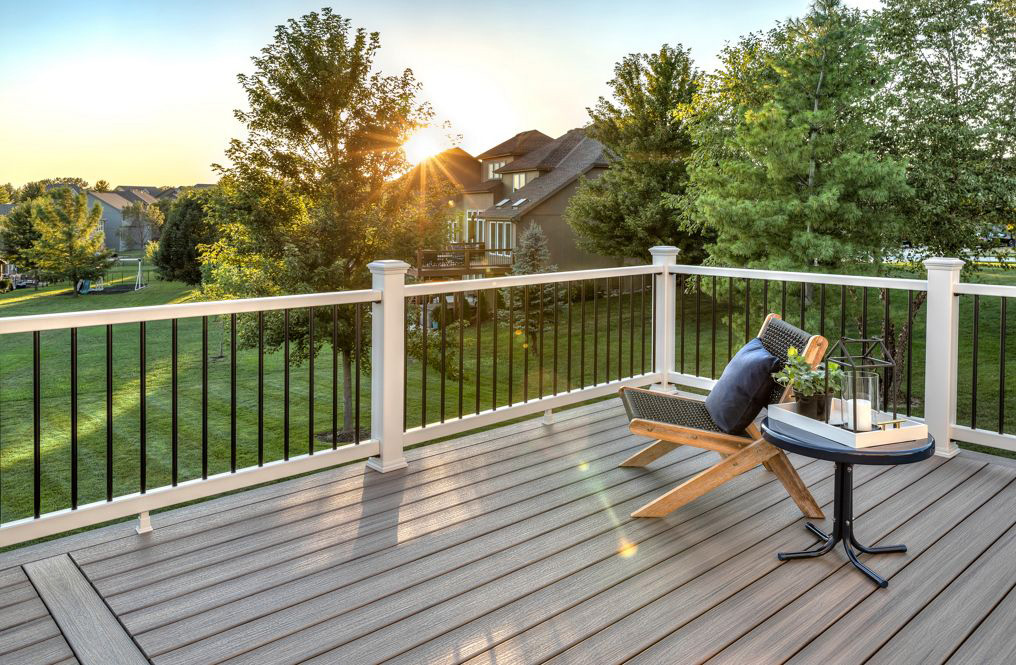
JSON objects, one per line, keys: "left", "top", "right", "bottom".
{"left": 622, "top": 390, "right": 749, "bottom": 438}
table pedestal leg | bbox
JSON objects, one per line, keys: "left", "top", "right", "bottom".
{"left": 777, "top": 463, "right": 905, "bottom": 588}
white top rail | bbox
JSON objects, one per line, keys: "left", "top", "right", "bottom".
{"left": 0, "top": 289, "right": 381, "bottom": 335}
{"left": 404, "top": 264, "right": 664, "bottom": 297}
{"left": 953, "top": 282, "right": 1016, "bottom": 298}
{"left": 667, "top": 264, "right": 928, "bottom": 292}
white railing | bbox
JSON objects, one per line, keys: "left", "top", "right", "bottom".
{"left": 1, "top": 248, "right": 1012, "bottom": 547}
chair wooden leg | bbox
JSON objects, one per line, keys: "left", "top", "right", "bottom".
{"left": 619, "top": 440, "right": 680, "bottom": 468}
{"left": 766, "top": 449, "right": 825, "bottom": 519}
{"left": 631, "top": 439, "right": 777, "bottom": 518}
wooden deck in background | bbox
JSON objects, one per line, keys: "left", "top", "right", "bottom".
{"left": 2, "top": 398, "right": 1015, "bottom": 664}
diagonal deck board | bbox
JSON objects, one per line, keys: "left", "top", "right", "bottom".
{"left": 2, "top": 399, "right": 1015, "bottom": 665}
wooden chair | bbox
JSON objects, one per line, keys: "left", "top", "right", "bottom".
{"left": 619, "top": 314, "right": 827, "bottom": 519}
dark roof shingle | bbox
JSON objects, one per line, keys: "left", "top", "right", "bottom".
{"left": 475, "top": 130, "right": 554, "bottom": 160}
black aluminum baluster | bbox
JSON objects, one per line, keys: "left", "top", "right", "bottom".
{"left": 605, "top": 278, "right": 612, "bottom": 383}
{"left": 332, "top": 306, "right": 338, "bottom": 449}
{"left": 763, "top": 280, "right": 769, "bottom": 315}
{"left": 422, "top": 298, "right": 429, "bottom": 424}
{"left": 640, "top": 274, "right": 647, "bottom": 374}
{"left": 172, "top": 319, "right": 178, "bottom": 486}
{"left": 883, "top": 290, "right": 892, "bottom": 410}
{"left": 711, "top": 276, "right": 717, "bottom": 377}
{"left": 508, "top": 287, "right": 515, "bottom": 404}
{"left": 862, "top": 288, "right": 869, "bottom": 338}
{"left": 906, "top": 291, "right": 914, "bottom": 417}
{"left": 840, "top": 285, "right": 847, "bottom": 339}
{"left": 259, "top": 311, "right": 265, "bottom": 464}
{"left": 567, "top": 283, "right": 574, "bottom": 391}
{"left": 972, "top": 295, "right": 979, "bottom": 429}
{"left": 617, "top": 276, "right": 623, "bottom": 381}
{"left": 695, "top": 275, "right": 702, "bottom": 376}
{"left": 820, "top": 284, "right": 827, "bottom": 338}
{"left": 355, "top": 303, "right": 362, "bottom": 443}
{"left": 1000, "top": 298, "right": 1007, "bottom": 434}
{"left": 523, "top": 284, "right": 530, "bottom": 401}
{"left": 554, "top": 283, "right": 560, "bottom": 394}
{"left": 781, "top": 281, "right": 787, "bottom": 319}
{"left": 475, "top": 290, "right": 482, "bottom": 414}
{"left": 231, "top": 313, "right": 237, "bottom": 471}
{"left": 492, "top": 291, "right": 499, "bottom": 409}
{"left": 539, "top": 283, "right": 545, "bottom": 397}
{"left": 139, "top": 322, "right": 146, "bottom": 494}
{"left": 679, "top": 274, "right": 685, "bottom": 373}
{"left": 629, "top": 275, "right": 635, "bottom": 377}
{"left": 284, "top": 309, "right": 290, "bottom": 459}
{"left": 593, "top": 280, "right": 599, "bottom": 385}
{"left": 440, "top": 295, "right": 447, "bottom": 421}
{"left": 457, "top": 293, "right": 464, "bottom": 419}
{"left": 33, "top": 331, "right": 40, "bottom": 517}
{"left": 580, "top": 281, "right": 586, "bottom": 387}
{"left": 202, "top": 316, "right": 208, "bottom": 478}
{"left": 744, "top": 279, "right": 751, "bottom": 343}
{"left": 309, "top": 307, "right": 315, "bottom": 454}
{"left": 70, "top": 328, "right": 77, "bottom": 509}
{"left": 727, "top": 277, "right": 733, "bottom": 362}
{"left": 106, "top": 325, "right": 112, "bottom": 502}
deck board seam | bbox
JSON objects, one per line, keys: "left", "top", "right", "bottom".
{"left": 941, "top": 575, "right": 1016, "bottom": 664}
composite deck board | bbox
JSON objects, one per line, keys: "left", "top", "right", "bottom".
{"left": 946, "top": 582, "right": 1016, "bottom": 664}
{"left": 133, "top": 446, "right": 712, "bottom": 653}
{"left": 2, "top": 399, "right": 1014, "bottom": 665}
{"left": 22, "top": 554, "right": 148, "bottom": 665}
{"left": 481, "top": 456, "right": 968, "bottom": 665}
{"left": 705, "top": 462, "right": 1014, "bottom": 665}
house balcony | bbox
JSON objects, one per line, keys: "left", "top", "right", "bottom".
{"left": 1, "top": 251, "right": 1014, "bottom": 664}
{"left": 409, "top": 242, "right": 514, "bottom": 281}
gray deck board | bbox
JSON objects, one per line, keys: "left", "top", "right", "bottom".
{"left": 2, "top": 399, "right": 1015, "bottom": 665}
{"left": 23, "top": 555, "right": 148, "bottom": 665}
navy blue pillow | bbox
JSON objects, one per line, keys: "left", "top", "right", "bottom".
{"left": 705, "top": 338, "right": 782, "bottom": 434}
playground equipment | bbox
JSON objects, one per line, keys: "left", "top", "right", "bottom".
{"left": 75, "top": 257, "right": 146, "bottom": 295}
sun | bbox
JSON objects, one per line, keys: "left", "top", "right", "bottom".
{"left": 403, "top": 126, "right": 448, "bottom": 164}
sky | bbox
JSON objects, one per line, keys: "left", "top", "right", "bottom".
{"left": 0, "top": 0, "right": 880, "bottom": 188}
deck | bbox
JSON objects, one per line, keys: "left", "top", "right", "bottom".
{"left": 2, "top": 399, "right": 1015, "bottom": 665}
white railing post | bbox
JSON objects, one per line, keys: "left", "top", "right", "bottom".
{"left": 650, "top": 246, "right": 679, "bottom": 388}
{"left": 924, "top": 257, "right": 964, "bottom": 458}
{"left": 367, "top": 260, "right": 410, "bottom": 472}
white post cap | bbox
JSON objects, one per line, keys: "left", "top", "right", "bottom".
{"left": 368, "top": 260, "right": 411, "bottom": 275}
{"left": 648, "top": 246, "right": 680, "bottom": 259}
{"left": 923, "top": 257, "right": 964, "bottom": 271}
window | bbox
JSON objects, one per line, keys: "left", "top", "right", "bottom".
{"left": 495, "top": 198, "right": 510, "bottom": 208}
{"left": 511, "top": 172, "right": 527, "bottom": 192}
{"left": 512, "top": 198, "right": 527, "bottom": 208}
{"left": 486, "top": 160, "right": 507, "bottom": 180}
{"left": 489, "top": 221, "right": 516, "bottom": 253}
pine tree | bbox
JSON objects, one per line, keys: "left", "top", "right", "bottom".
{"left": 566, "top": 45, "right": 705, "bottom": 262}
{"left": 501, "top": 222, "right": 557, "bottom": 354}
{"left": 690, "top": 0, "right": 910, "bottom": 270}
{"left": 155, "top": 189, "right": 215, "bottom": 284}
{"left": 30, "top": 188, "right": 112, "bottom": 289}
{"left": 0, "top": 199, "right": 42, "bottom": 269}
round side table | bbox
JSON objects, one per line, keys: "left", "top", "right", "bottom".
{"left": 761, "top": 420, "right": 935, "bottom": 588}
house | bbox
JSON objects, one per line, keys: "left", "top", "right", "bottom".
{"left": 457, "top": 128, "right": 613, "bottom": 270}
{"left": 86, "top": 190, "right": 134, "bottom": 250}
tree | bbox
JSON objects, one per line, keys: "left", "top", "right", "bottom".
{"left": 689, "top": 0, "right": 910, "bottom": 271}
{"left": 154, "top": 188, "right": 216, "bottom": 284}
{"left": 30, "top": 188, "right": 112, "bottom": 289}
{"left": 875, "top": 0, "right": 1016, "bottom": 263}
{"left": 203, "top": 8, "right": 436, "bottom": 435}
{"left": 121, "top": 201, "right": 165, "bottom": 249}
{"left": 0, "top": 200, "right": 41, "bottom": 269}
{"left": 566, "top": 45, "right": 705, "bottom": 262}
{"left": 0, "top": 183, "right": 14, "bottom": 203}
{"left": 500, "top": 222, "right": 557, "bottom": 354}
{"left": 94, "top": 179, "right": 111, "bottom": 192}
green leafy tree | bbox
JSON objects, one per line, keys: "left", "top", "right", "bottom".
{"left": 30, "top": 188, "right": 112, "bottom": 289}
{"left": 0, "top": 183, "right": 14, "bottom": 203}
{"left": 93, "top": 179, "right": 111, "bottom": 192}
{"left": 0, "top": 200, "right": 41, "bottom": 270}
{"left": 689, "top": 0, "right": 910, "bottom": 270}
{"left": 154, "top": 188, "right": 216, "bottom": 284}
{"left": 566, "top": 45, "right": 704, "bottom": 262}
{"left": 203, "top": 8, "right": 437, "bottom": 434}
{"left": 875, "top": 0, "right": 1016, "bottom": 263}
{"left": 121, "top": 201, "right": 165, "bottom": 249}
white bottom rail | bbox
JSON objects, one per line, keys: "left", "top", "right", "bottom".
{"left": 0, "top": 440, "right": 379, "bottom": 548}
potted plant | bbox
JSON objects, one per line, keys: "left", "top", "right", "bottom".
{"left": 772, "top": 347, "right": 844, "bottom": 419}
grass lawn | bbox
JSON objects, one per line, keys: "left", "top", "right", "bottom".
{"left": 1, "top": 269, "right": 1014, "bottom": 525}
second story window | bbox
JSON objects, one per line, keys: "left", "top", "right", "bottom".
{"left": 512, "top": 172, "right": 527, "bottom": 192}
{"left": 486, "top": 160, "right": 507, "bottom": 180}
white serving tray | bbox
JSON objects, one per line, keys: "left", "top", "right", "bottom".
{"left": 767, "top": 399, "right": 928, "bottom": 449}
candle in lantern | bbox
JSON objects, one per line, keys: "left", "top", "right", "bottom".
{"left": 846, "top": 398, "right": 873, "bottom": 432}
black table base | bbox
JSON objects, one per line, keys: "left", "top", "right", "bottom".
{"left": 777, "top": 462, "right": 905, "bottom": 588}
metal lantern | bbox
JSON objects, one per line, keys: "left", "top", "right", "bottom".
{"left": 823, "top": 337, "right": 897, "bottom": 433}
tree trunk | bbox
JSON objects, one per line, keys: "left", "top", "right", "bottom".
{"left": 342, "top": 350, "right": 353, "bottom": 434}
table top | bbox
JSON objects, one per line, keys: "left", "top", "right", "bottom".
{"left": 761, "top": 419, "right": 936, "bottom": 465}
